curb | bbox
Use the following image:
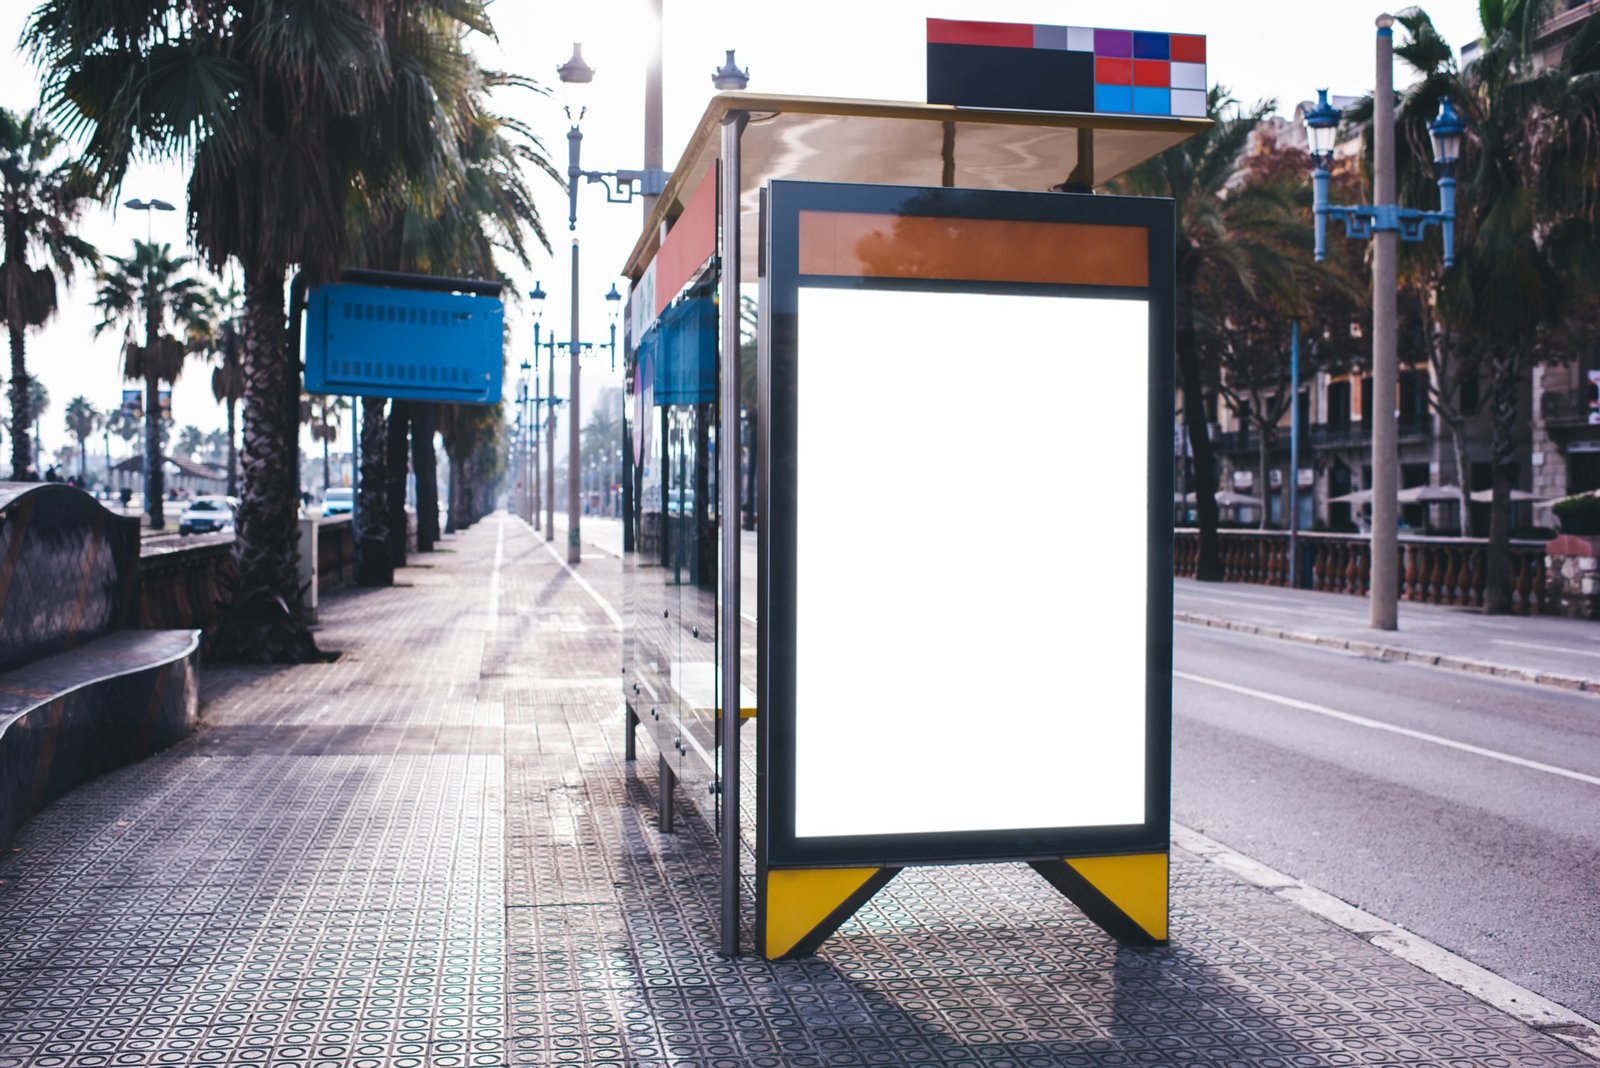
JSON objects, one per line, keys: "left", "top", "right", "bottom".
{"left": 1172, "top": 823, "right": 1600, "bottom": 1062}
{"left": 1174, "top": 612, "right": 1600, "bottom": 695}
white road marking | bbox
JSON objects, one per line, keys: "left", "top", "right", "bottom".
{"left": 517, "top": 516, "right": 624, "bottom": 632}
{"left": 1172, "top": 823, "right": 1600, "bottom": 1060}
{"left": 487, "top": 517, "right": 505, "bottom": 628}
{"left": 1493, "top": 637, "right": 1600, "bottom": 660}
{"left": 1175, "top": 670, "right": 1600, "bottom": 788}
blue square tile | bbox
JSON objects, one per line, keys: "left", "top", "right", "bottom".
{"left": 1133, "top": 86, "right": 1172, "bottom": 115}
{"left": 1095, "top": 84, "right": 1134, "bottom": 113}
{"left": 1133, "top": 32, "right": 1170, "bottom": 60}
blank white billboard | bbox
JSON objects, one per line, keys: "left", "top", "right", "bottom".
{"left": 793, "top": 285, "right": 1150, "bottom": 839}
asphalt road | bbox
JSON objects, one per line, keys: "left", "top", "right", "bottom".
{"left": 1174, "top": 622, "right": 1600, "bottom": 1021}
{"left": 565, "top": 514, "right": 1600, "bottom": 1020}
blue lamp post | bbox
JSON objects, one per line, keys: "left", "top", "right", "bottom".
{"left": 1306, "top": 89, "right": 1464, "bottom": 268}
{"left": 1304, "top": 14, "right": 1468, "bottom": 631}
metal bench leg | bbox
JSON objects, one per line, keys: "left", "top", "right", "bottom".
{"left": 658, "top": 753, "right": 676, "bottom": 833}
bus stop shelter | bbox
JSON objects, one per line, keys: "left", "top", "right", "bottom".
{"left": 620, "top": 49, "right": 1207, "bottom": 959}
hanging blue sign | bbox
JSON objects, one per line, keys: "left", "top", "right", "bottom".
{"left": 303, "top": 282, "right": 504, "bottom": 403}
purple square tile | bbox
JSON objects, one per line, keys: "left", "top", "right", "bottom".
{"left": 1094, "top": 29, "right": 1133, "bottom": 57}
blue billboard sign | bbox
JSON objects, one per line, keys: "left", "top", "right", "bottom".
{"left": 303, "top": 282, "right": 504, "bottom": 404}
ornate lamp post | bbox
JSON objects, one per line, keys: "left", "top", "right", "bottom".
{"left": 1305, "top": 15, "right": 1464, "bottom": 630}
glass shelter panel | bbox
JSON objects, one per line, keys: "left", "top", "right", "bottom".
{"left": 622, "top": 298, "right": 724, "bottom": 809}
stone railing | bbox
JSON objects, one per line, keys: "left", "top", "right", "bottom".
{"left": 317, "top": 517, "right": 356, "bottom": 591}
{"left": 1174, "top": 529, "right": 1548, "bottom": 615}
{"left": 139, "top": 534, "right": 235, "bottom": 633}
{"left": 139, "top": 516, "right": 357, "bottom": 635}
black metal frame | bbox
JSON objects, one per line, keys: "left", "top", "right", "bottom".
{"left": 758, "top": 179, "right": 1175, "bottom": 870}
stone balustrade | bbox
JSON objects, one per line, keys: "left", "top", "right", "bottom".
{"left": 1174, "top": 529, "right": 1548, "bottom": 615}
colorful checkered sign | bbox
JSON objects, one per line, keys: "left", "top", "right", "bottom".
{"left": 927, "top": 19, "right": 1206, "bottom": 118}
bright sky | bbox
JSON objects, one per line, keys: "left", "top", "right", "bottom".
{"left": 1, "top": 0, "right": 1487, "bottom": 470}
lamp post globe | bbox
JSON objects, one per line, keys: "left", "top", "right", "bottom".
{"left": 1427, "top": 97, "right": 1464, "bottom": 170}
{"left": 712, "top": 50, "right": 750, "bottom": 91}
{"left": 1303, "top": 89, "right": 1341, "bottom": 164}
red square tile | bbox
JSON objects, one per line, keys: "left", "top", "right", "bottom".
{"left": 1170, "top": 35, "right": 1206, "bottom": 63}
{"left": 1133, "top": 60, "right": 1170, "bottom": 87}
{"left": 1095, "top": 57, "right": 1133, "bottom": 85}
{"left": 927, "top": 18, "right": 1034, "bottom": 47}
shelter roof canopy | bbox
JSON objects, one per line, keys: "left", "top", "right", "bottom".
{"left": 622, "top": 91, "right": 1209, "bottom": 281}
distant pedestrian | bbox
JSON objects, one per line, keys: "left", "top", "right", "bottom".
{"left": 44, "top": 466, "right": 60, "bottom": 482}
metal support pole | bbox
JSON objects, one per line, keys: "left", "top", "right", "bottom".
{"left": 1288, "top": 319, "right": 1301, "bottom": 588}
{"left": 532, "top": 357, "right": 542, "bottom": 532}
{"left": 569, "top": 237, "right": 583, "bottom": 564}
{"left": 546, "top": 336, "right": 556, "bottom": 542}
{"left": 643, "top": 0, "right": 664, "bottom": 225}
{"left": 350, "top": 394, "right": 360, "bottom": 530}
{"left": 1371, "top": 15, "right": 1399, "bottom": 630}
{"left": 717, "top": 111, "right": 747, "bottom": 959}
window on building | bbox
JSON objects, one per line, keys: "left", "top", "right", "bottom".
{"left": 1399, "top": 371, "right": 1428, "bottom": 435}
{"left": 1327, "top": 381, "right": 1351, "bottom": 428}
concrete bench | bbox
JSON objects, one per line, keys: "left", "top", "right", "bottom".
{"left": 0, "top": 629, "right": 199, "bottom": 849}
{"left": 0, "top": 483, "right": 202, "bottom": 850}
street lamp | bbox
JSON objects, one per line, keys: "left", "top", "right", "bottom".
{"left": 528, "top": 282, "right": 545, "bottom": 533}
{"left": 531, "top": 282, "right": 559, "bottom": 542}
{"left": 556, "top": 43, "right": 674, "bottom": 564}
{"left": 1305, "top": 15, "right": 1466, "bottom": 631}
{"left": 122, "top": 197, "right": 176, "bottom": 242}
{"left": 712, "top": 50, "right": 750, "bottom": 91}
{"left": 121, "top": 195, "right": 179, "bottom": 527}
{"left": 605, "top": 283, "right": 622, "bottom": 370}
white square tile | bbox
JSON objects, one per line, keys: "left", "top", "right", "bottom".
{"left": 1066, "top": 26, "right": 1096, "bottom": 51}
{"left": 1171, "top": 88, "right": 1207, "bottom": 117}
{"left": 1171, "top": 62, "right": 1207, "bottom": 91}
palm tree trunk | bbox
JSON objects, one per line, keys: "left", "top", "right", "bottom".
{"left": 212, "top": 260, "right": 319, "bottom": 662}
{"left": 78, "top": 435, "right": 87, "bottom": 481}
{"left": 9, "top": 323, "right": 31, "bottom": 480}
{"left": 385, "top": 400, "right": 410, "bottom": 565}
{"left": 145, "top": 364, "right": 164, "bottom": 528}
{"left": 321, "top": 434, "right": 332, "bottom": 490}
{"left": 1257, "top": 426, "right": 1270, "bottom": 531}
{"left": 445, "top": 451, "right": 460, "bottom": 534}
{"left": 226, "top": 397, "right": 238, "bottom": 498}
{"left": 1483, "top": 346, "right": 1519, "bottom": 614}
{"left": 412, "top": 404, "right": 438, "bottom": 550}
{"left": 1448, "top": 416, "right": 1472, "bottom": 537}
{"left": 356, "top": 396, "right": 392, "bottom": 586}
{"left": 1176, "top": 259, "right": 1222, "bottom": 579}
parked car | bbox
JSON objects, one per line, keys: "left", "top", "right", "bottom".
{"left": 178, "top": 496, "right": 236, "bottom": 535}
{"left": 321, "top": 486, "right": 354, "bottom": 516}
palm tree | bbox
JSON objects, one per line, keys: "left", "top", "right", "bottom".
{"left": 306, "top": 395, "right": 348, "bottom": 493}
{"left": 344, "top": 35, "right": 556, "bottom": 582}
{"left": 63, "top": 395, "right": 98, "bottom": 480}
{"left": 1391, "top": 4, "right": 1600, "bottom": 610}
{"left": 28, "top": 379, "right": 49, "bottom": 475}
{"left": 1108, "top": 89, "right": 1308, "bottom": 579}
{"left": 93, "top": 241, "right": 201, "bottom": 529}
{"left": 177, "top": 424, "right": 206, "bottom": 461}
{"left": 194, "top": 284, "right": 246, "bottom": 496}
{"left": 0, "top": 107, "right": 97, "bottom": 480}
{"left": 27, "top": 0, "right": 501, "bottom": 660}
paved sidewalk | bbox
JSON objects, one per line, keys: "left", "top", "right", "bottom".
{"left": 1176, "top": 578, "right": 1600, "bottom": 693}
{"left": 0, "top": 516, "right": 1594, "bottom": 1066}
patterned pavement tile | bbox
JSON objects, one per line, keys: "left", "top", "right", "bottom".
{"left": 0, "top": 515, "right": 1590, "bottom": 1067}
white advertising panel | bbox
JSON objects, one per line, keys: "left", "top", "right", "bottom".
{"left": 791, "top": 286, "right": 1150, "bottom": 838}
